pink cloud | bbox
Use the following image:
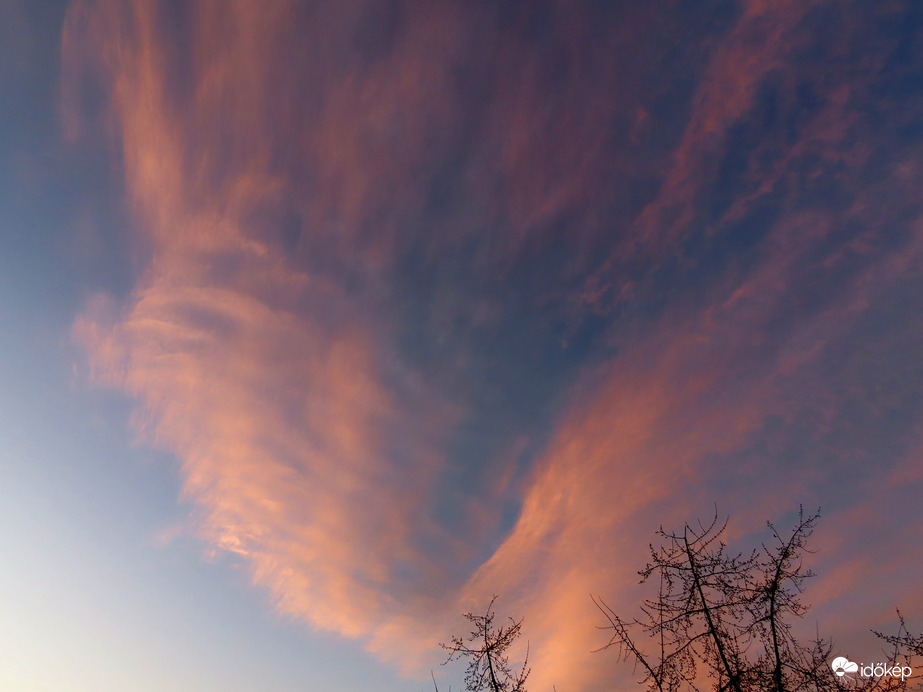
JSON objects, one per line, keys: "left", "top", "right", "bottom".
{"left": 64, "top": 1, "right": 923, "bottom": 689}
{"left": 67, "top": 0, "right": 465, "bottom": 651}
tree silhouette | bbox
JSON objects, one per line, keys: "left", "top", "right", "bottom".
{"left": 593, "top": 507, "right": 921, "bottom": 692}
{"left": 875, "top": 613, "right": 923, "bottom": 660}
{"left": 439, "top": 595, "right": 531, "bottom": 692}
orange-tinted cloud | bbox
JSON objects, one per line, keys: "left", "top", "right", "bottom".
{"left": 460, "top": 216, "right": 923, "bottom": 687}
{"left": 67, "top": 0, "right": 464, "bottom": 647}
{"left": 65, "top": 0, "right": 923, "bottom": 689}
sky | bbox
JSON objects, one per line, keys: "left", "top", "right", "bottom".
{"left": 1, "top": 1, "right": 922, "bottom": 690}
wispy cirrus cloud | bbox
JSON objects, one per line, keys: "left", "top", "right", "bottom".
{"left": 65, "top": 0, "right": 923, "bottom": 688}
{"left": 66, "top": 0, "right": 465, "bottom": 647}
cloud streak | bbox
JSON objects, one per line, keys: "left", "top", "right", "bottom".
{"left": 65, "top": 0, "right": 923, "bottom": 688}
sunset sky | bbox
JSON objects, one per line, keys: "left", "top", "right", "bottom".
{"left": 2, "top": 1, "right": 922, "bottom": 690}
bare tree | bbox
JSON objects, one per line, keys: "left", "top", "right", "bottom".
{"left": 593, "top": 507, "right": 921, "bottom": 692}
{"left": 875, "top": 613, "right": 923, "bottom": 660}
{"left": 439, "top": 595, "right": 531, "bottom": 692}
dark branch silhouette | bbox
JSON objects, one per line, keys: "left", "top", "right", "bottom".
{"left": 594, "top": 507, "right": 922, "bottom": 692}
{"left": 439, "top": 595, "right": 531, "bottom": 692}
